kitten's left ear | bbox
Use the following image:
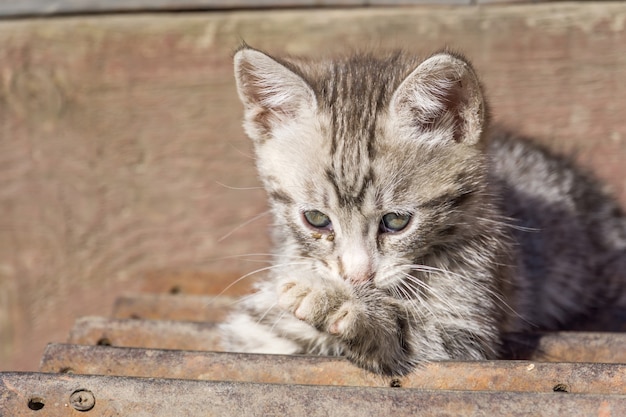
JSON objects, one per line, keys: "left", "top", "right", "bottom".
{"left": 390, "top": 52, "right": 486, "bottom": 146}
{"left": 234, "top": 47, "right": 316, "bottom": 143}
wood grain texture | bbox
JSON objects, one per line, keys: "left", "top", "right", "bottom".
{"left": 1, "top": 3, "right": 626, "bottom": 371}
{"left": 0, "top": 0, "right": 534, "bottom": 18}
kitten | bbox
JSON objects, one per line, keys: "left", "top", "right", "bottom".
{"left": 220, "top": 46, "right": 626, "bottom": 376}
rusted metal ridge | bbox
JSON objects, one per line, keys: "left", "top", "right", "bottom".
{"left": 68, "top": 314, "right": 626, "bottom": 363}
{"left": 2, "top": 372, "right": 625, "bottom": 417}
{"left": 40, "top": 343, "right": 626, "bottom": 395}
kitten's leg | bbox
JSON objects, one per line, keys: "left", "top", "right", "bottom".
{"left": 220, "top": 309, "right": 301, "bottom": 355}
{"left": 278, "top": 277, "right": 414, "bottom": 376}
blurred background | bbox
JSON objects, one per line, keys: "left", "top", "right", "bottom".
{"left": 1, "top": 0, "right": 626, "bottom": 371}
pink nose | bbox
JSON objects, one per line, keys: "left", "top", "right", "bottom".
{"left": 347, "top": 271, "right": 375, "bottom": 284}
{"left": 341, "top": 249, "right": 374, "bottom": 284}
{"left": 342, "top": 259, "right": 374, "bottom": 284}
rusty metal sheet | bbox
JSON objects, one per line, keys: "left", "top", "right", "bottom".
{"left": 507, "top": 332, "right": 626, "bottom": 364}
{"left": 40, "top": 343, "right": 626, "bottom": 395}
{"left": 67, "top": 315, "right": 626, "bottom": 364}
{"left": 67, "top": 316, "right": 222, "bottom": 351}
{"left": 112, "top": 293, "right": 236, "bottom": 322}
{"left": 2, "top": 372, "right": 625, "bottom": 417}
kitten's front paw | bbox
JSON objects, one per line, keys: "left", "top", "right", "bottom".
{"left": 277, "top": 280, "right": 317, "bottom": 321}
{"left": 277, "top": 279, "right": 360, "bottom": 338}
{"left": 326, "top": 303, "right": 359, "bottom": 338}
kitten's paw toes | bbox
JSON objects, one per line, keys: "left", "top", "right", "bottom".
{"left": 282, "top": 284, "right": 331, "bottom": 327}
{"left": 277, "top": 278, "right": 359, "bottom": 334}
{"left": 294, "top": 289, "right": 327, "bottom": 323}
{"left": 328, "top": 302, "right": 359, "bottom": 338}
{"left": 277, "top": 280, "right": 311, "bottom": 314}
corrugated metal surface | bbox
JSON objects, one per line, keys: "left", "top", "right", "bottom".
{"left": 112, "top": 293, "right": 237, "bottom": 322}
{"left": 1, "top": 271, "right": 625, "bottom": 415}
{"left": 67, "top": 316, "right": 222, "bottom": 351}
{"left": 40, "top": 343, "right": 626, "bottom": 394}
{"left": 2, "top": 372, "right": 625, "bottom": 417}
{"left": 65, "top": 313, "right": 626, "bottom": 363}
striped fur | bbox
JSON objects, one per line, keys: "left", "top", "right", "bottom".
{"left": 221, "top": 47, "right": 626, "bottom": 376}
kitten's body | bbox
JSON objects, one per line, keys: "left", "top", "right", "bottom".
{"left": 221, "top": 47, "right": 626, "bottom": 375}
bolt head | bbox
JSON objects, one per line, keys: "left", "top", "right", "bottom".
{"left": 69, "top": 389, "right": 96, "bottom": 412}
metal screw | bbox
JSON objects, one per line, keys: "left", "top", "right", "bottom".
{"left": 69, "top": 389, "right": 96, "bottom": 412}
{"left": 390, "top": 379, "right": 402, "bottom": 388}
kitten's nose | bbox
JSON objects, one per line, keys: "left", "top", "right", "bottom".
{"left": 348, "top": 270, "right": 375, "bottom": 284}
{"left": 341, "top": 248, "right": 374, "bottom": 283}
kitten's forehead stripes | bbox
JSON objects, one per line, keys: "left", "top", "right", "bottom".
{"left": 268, "top": 189, "right": 294, "bottom": 204}
{"left": 419, "top": 188, "right": 477, "bottom": 210}
{"left": 301, "top": 53, "right": 415, "bottom": 210}
{"left": 325, "top": 167, "right": 375, "bottom": 209}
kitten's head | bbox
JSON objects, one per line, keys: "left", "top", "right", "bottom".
{"left": 234, "top": 46, "right": 490, "bottom": 290}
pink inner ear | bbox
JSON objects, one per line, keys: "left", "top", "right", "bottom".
{"left": 237, "top": 60, "right": 265, "bottom": 107}
{"left": 391, "top": 54, "right": 485, "bottom": 146}
{"left": 404, "top": 75, "right": 475, "bottom": 144}
{"left": 235, "top": 49, "right": 317, "bottom": 142}
{"left": 236, "top": 60, "right": 281, "bottom": 137}
{"left": 432, "top": 76, "right": 470, "bottom": 143}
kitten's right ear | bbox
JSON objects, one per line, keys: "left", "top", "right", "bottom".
{"left": 234, "top": 47, "right": 316, "bottom": 142}
{"left": 390, "top": 52, "right": 486, "bottom": 147}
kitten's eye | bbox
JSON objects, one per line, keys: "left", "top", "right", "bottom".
{"left": 303, "top": 210, "right": 332, "bottom": 229}
{"left": 380, "top": 213, "right": 411, "bottom": 233}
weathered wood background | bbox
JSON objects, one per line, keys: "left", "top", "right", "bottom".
{"left": 0, "top": 0, "right": 556, "bottom": 18}
{"left": 2, "top": 2, "right": 626, "bottom": 371}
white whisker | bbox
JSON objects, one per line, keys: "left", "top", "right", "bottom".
{"left": 217, "top": 210, "right": 271, "bottom": 243}
{"left": 217, "top": 252, "right": 316, "bottom": 265}
{"left": 206, "top": 261, "right": 309, "bottom": 306}
{"left": 207, "top": 252, "right": 314, "bottom": 262}
{"left": 269, "top": 310, "right": 288, "bottom": 333}
{"left": 214, "top": 180, "right": 265, "bottom": 191}
{"left": 473, "top": 215, "right": 540, "bottom": 233}
{"left": 389, "top": 284, "right": 424, "bottom": 327}
{"left": 222, "top": 292, "right": 258, "bottom": 307}
{"left": 399, "top": 272, "right": 464, "bottom": 318}
{"left": 396, "top": 273, "right": 455, "bottom": 340}
{"left": 402, "top": 262, "right": 530, "bottom": 326}
{"left": 256, "top": 301, "right": 279, "bottom": 325}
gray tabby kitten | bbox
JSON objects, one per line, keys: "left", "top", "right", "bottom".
{"left": 220, "top": 46, "right": 626, "bottom": 376}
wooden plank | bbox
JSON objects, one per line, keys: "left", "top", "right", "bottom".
{"left": 2, "top": 372, "right": 625, "bottom": 417}
{"left": 40, "top": 343, "right": 626, "bottom": 394}
{"left": 67, "top": 316, "right": 222, "bottom": 351}
{"left": 4, "top": 3, "right": 626, "bottom": 372}
{"left": 0, "top": 0, "right": 484, "bottom": 18}
{"left": 112, "top": 293, "right": 237, "bottom": 322}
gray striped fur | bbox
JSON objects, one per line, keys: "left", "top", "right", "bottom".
{"left": 221, "top": 46, "right": 626, "bottom": 376}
